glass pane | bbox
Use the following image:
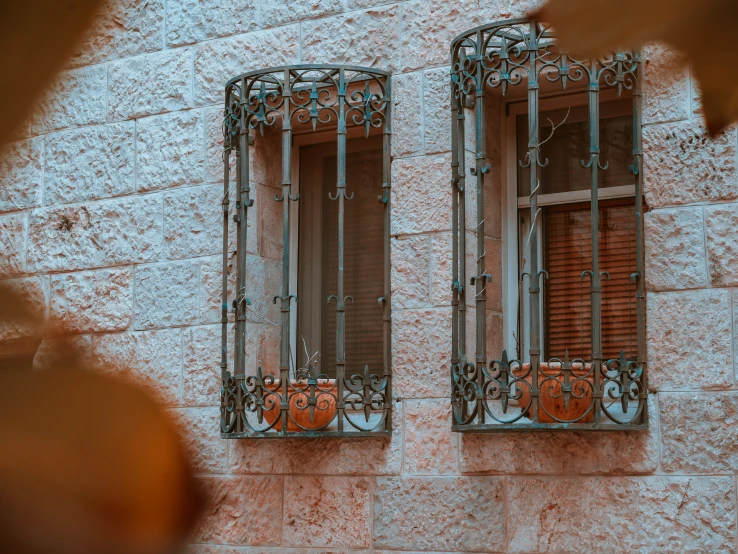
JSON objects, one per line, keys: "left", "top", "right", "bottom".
{"left": 517, "top": 98, "right": 633, "bottom": 197}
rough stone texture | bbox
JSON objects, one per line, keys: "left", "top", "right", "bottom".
{"left": 70, "top": 0, "right": 164, "bottom": 67}
{"left": 283, "top": 477, "right": 372, "bottom": 548}
{"left": 424, "top": 66, "right": 452, "bottom": 154}
{"left": 643, "top": 42, "right": 690, "bottom": 124}
{"left": 392, "top": 72, "right": 424, "bottom": 157}
{"left": 647, "top": 289, "right": 733, "bottom": 389}
{"left": 166, "top": 0, "right": 258, "bottom": 47}
{"left": 228, "top": 404, "right": 402, "bottom": 475}
{"left": 644, "top": 207, "right": 707, "bottom": 291}
{"left": 171, "top": 407, "right": 227, "bottom": 473}
{"left": 28, "top": 196, "right": 163, "bottom": 273}
{"left": 706, "top": 203, "right": 738, "bottom": 286}
{"left": 89, "top": 329, "right": 182, "bottom": 406}
{"left": 137, "top": 110, "right": 204, "bottom": 192}
{"left": 108, "top": 49, "right": 193, "bottom": 121}
{"left": 164, "top": 184, "right": 221, "bottom": 259}
{"left": 0, "top": 276, "right": 47, "bottom": 343}
{"left": 45, "top": 123, "right": 135, "bottom": 205}
{"left": 404, "top": 399, "right": 458, "bottom": 475}
{"left": 301, "top": 6, "right": 401, "bottom": 72}
{"left": 373, "top": 477, "right": 505, "bottom": 552}
{"left": 392, "top": 154, "right": 452, "bottom": 235}
{"left": 134, "top": 260, "right": 200, "bottom": 330}
{"left": 392, "top": 308, "right": 452, "bottom": 399}
{"left": 260, "top": 0, "right": 343, "bottom": 28}
{"left": 188, "top": 546, "right": 302, "bottom": 554}
{"left": 33, "top": 66, "right": 107, "bottom": 134}
{"left": 644, "top": 120, "right": 738, "bottom": 208}
{"left": 198, "top": 255, "right": 236, "bottom": 325}
{"left": 401, "top": 0, "right": 482, "bottom": 72}
{"left": 0, "top": 138, "right": 43, "bottom": 212}
{"left": 49, "top": 268, "right": 133, "bottom": 333}
{"left": 0, "top": 212, "right": 26, "bottom": 278}
{"left": 507, "top": 476, "right": 737, "bottom": 553}
{"left": 194, "top": 28, "right": 300, "bottom": 105}
{"left": 660, "top": 393, "right": 738, "bottom": 473}
{"left": 391, "top": 235, "right": 431, "bottom": 309}
{"left": 192, "top": 476, "right": 283, "bottom": 546}
{"left": 460, "top": 396, "right": 659, "bottom": 474}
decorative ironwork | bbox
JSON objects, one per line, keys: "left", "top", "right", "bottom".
{"left": 450, "top": 19, "right": 647, "bottom": 430}
{"left": 220, "top": 65, "right": 392, "bottom": 438}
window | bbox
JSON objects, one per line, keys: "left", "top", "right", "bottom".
{"left": 220, "top": 66, "right": 392, "bottom": 437}
{"left": 450, "top": 19, "right": 647, "bottom": 430}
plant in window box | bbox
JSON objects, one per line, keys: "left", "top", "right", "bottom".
{"left": 263, "top": 341, "right": 337, "bottom": 432}
{"left": 513, "top": 351, "right": 595, "bottom": 424}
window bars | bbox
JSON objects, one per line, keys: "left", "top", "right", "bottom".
{"left": 220, "top": 65, "right": 392, "bottom": 438}
{"left": 450, "top": 19, "right": 648, "bottom": 430}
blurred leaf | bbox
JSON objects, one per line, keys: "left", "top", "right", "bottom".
{"left": 535, "top": 0, "right": 738, "bottom": 135}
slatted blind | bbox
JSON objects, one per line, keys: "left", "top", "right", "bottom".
{"left": 543, "top": 198, "right": 637, "bottom": 361}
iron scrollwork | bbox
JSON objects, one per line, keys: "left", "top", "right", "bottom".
{"left": 450, "top": 19, "right": 647, "bottom": 431}
{"left": 220, "top": 65, "right": 392, "bottom": 438}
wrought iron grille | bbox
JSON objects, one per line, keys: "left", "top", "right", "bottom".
{"left": 450, "top": 19, "right": 648, "bottom": 431}
{"left": 220, "top": 65, "right": 392, "bottom": 438}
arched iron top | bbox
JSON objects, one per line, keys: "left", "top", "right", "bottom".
{"left": 450, "top": 18, "right": 641, "bottom": 98}
{"left": 223, "top": 64, "right": 392, "bottom": 139}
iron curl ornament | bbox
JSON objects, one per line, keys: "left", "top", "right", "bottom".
{"left": 220, "top": 65, "right": 392, "bottom": 438}
{"left": 450, "top": 19, "right": 648, "bottom": 431}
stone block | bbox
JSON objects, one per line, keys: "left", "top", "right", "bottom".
{"left": 391, "top": 154, "right": 451, "bottom": 235}
{"left": 392, "top": 72, "right": 423, "bottom": 157}
{"left": 134, "top": 261, "right": 200, "bottom": 330}
{"left": 192, "top": 476, "right": 282, "bottom": 545}
{"left": 391, "top": 234, "right": 431, "bottom": 309}
{"left": 643, "top": 42, "right": 690, "bottom": 124}
{"left": 423, "top": 66, "right": 452, "bottom": 154}
{"left": 70, "top": 0, "right": 164, "bottom": 67}
{"left": 199, "top": 255, "right": 235, "bottom": 325}
{"left": 89, "top": 329, "right": 183, "bottom": 406}
{"left": 404, "top": 399, "right": 458, "bottom": 475}
{"left": 108, "top": 49, "right": 193, "bottom": 121}
{"left": 33, "top": 66, "right": 107, "bottom": 134}
{"left": 644, "top": 120, "right": 738, "bottom": 208}
{"left": 0, "top": 276, "right": 47, "bottom": 344}
{"left": 644, "top": 207, "right": 707, "bottom": 291}
{"left": 164, "top": 184, "right": 221, "bottom": 259}
{"left": 260, "top": 0, "right": 343, "bottom": 28}
{"left": 194, "top": 28, "right": 300, "bottom": 106}
{"left": 228, "top": 403, "right": 402, "bottom": 475}
{"left": 373, "top": 476, "right": 505, "bottom": 551}
{"left": 301, "top": 6, "right": 401, "bottom": 72}
{"left": 0, "top": 138, "right": 43, "bottom": 212}
{"left": 392, "top": 307, "right": 452, "bottom": 399}
{"left": 507, "top": 476, "right": 736, "bottom": 553}
{"left": 490, "top": 0, "right": 544, "bottom": 18}
{"left": 28, "top": 196, "right": 163, "bottom": 272}
{"left": 188, "top": 546, "right": 301, "bottom": 554}
{"left": 170, "top": 407, "right": 226, "bottom": 473}
{"left": 137, "top": 110, "right": 204, "bottom": 192}
{"left": 400, "top": 0, "right": 483, "bottom": 72}
{"left": 283, "top": 476, "right": 372, "bottom": 548}
{"left": 49, "top": 268, "right": 133, "bottom": 333}
{"left": 660, "top": 392, "right": 738, "bottom": 473}
{"left": 706, "top": 203, "right": 738, "bottom": 286}
{"left": 647, "top": 289, "right": 733, "bottom": 389}
{"left": 460, "top": 395, "right": 659, "bottom": 474}
{"left": 45, "top": 123, "right": 135, "bottom": 205}
{"left": 0, "top": 212, "right": 27, "bottom": 278}
{"left": 166, "top": 0, "right": 257, "bottom": 47}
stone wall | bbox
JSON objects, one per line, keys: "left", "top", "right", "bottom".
{"left": 2, "top": 0, "right": 738, "bottom": 552}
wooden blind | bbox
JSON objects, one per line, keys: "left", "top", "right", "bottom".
{"left": 543, "top": 198, "right": 637, "bottom": 361}
{"left": 298, "top": 139, "right": 384, "bottom": 378}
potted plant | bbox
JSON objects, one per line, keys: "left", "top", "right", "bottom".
{"left": 262, "top": 340, "right": 337, "bottom": 432}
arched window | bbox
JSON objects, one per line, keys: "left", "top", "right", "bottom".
{"left": 450, "top": 19, "right": 647, "bottom": 430}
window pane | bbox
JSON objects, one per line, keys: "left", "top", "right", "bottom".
{"left": 542, "top": 199, "right": 637, "bottom": 361}
{"left": 298, "top": 140, "right": 384, "bottom": 378}
{"left": 517, "top": 98, "right": 633, "bottom": 197}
